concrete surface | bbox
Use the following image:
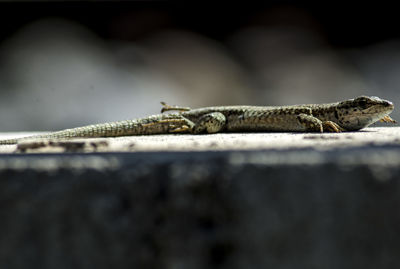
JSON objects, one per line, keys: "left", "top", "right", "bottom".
{"left": 0, "top": 127, "right": 400, "bottom": 268}
{"left": 0, "top": 127, "right": 400, "bottom": 153}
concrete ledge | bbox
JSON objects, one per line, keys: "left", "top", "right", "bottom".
{"left": 0, "top": 127, "right": 399, "bottom": 153}
{"left": 1, "top": 128, "right": 400, "bottom": 268}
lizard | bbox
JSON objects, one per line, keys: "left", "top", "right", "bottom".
{"left": 0, "top": 96, "right": 395, "bottom": 145}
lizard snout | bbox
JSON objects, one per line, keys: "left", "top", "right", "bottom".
{"left": 384, "top": 100, "right": 394, "bottom": 108}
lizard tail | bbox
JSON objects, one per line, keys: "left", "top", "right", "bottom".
{"left": 0, "top": 114, "right": 191, "bottom": 145}
{"left": 0, "top": 138, "right": 19, "bottom": 145}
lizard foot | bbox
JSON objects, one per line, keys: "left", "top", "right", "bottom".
{"left": 142, "top": 118, "right": 194, "bottom": 133}
{"left": 380, "top": 115, "right": 397, "bottom": 123}
{"left": 142, "top": 118, "right": 188, "bottom": 128}
{"left": 169, "top": 125, "right": 192, "bottom": 133}
{"left": 160, "top": 102, "right": 191, "bottom": 113}
{"left": 322, "top": 121, "right": 345, "bottom": 132}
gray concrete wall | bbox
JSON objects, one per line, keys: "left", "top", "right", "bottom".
{"left": 1, "top": 141, "right": 400, "bottom": 268}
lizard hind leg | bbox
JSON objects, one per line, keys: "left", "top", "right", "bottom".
{"left": 193, "top": 112, "right": 226, "bottom": 134}
{"left": 168, "top": 117, "right": 196, "bottom": 133}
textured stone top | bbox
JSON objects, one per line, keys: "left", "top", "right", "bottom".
{"left": 0, "top": 127, "right": 399, "bottom": 154}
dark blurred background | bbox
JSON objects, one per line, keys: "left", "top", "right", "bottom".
{"left": 0, "top": 1, "right": 399, "bottom": 131}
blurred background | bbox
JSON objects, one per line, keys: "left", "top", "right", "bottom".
{"left": 0, "top": 1, "right": 399, "bottom": 131}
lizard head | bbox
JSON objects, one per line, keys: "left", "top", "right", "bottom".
{"left": 335, "top": 96, "right": 394, "bottom": 131}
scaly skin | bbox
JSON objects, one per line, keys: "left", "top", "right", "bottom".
{"left": 0, "top": 96, "right": 395, "bottom": 145}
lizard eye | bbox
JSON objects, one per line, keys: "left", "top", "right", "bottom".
{"left": 358, "top": 99, "right": 368, "bottom": 109}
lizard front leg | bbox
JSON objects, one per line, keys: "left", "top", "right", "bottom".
{"left": 297, "top": 114, "right": 344, "bottom": 132}
{"left": 297, "top": 114, "right": 324, "bottom": 132}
